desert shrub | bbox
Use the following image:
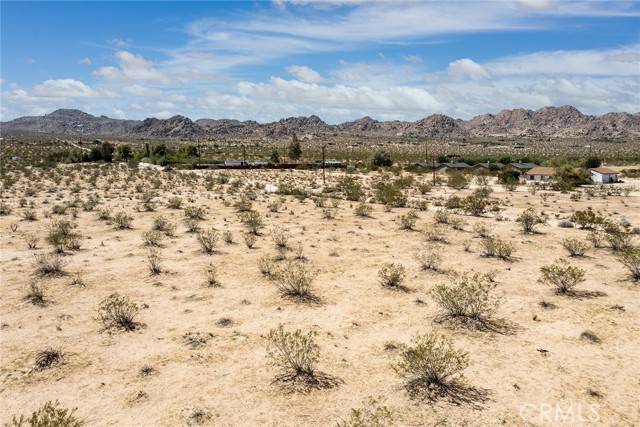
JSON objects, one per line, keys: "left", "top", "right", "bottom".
{"left": 142, "top": 230, "right": 164, "bottom": 247}
{"left": 604, "top": 225, "right": 633, "bottom": 252}
{"left": 46, "top": 219, "right": 81, "bottom": 252}
{"left": 444, "top": 195, "right": 462, "bottom": 210}
{"left": 434, "top": 209, "right": 451, "bottom": 225}
{"left": 240, "top": 210, "right": 264, "bottom": 235}
{"left": 374, "top": 182, "right": 406, "bottom": 208}
{"left": 183, "top": 217, "right": 201, "bottom": 233}
{"left": 166, "top": 196, "right": 183, "bottom": 209}
{"left": 322, "top": 207, "right": 336, "bottom": 220}
{"left": 243, "top": 232, "right": 257, "bottom": 248}
{"left": 398, "top": 210, "right": 419, "bottom": 230}
{"left": 97, "top": 208, "right": 111, "bottom": 221}
{"left": 461, "top": 193, "right": 489, "bottom": 216}
{"left": 480, "top": 236, "right": 514, "bottom": 260}
{"left": 147, "top": 248, "right": 162, "bottom": 274}
{"left": 9, "top": 401, "right": 83, "bottom": 427}
{"left": 539, "top": 259, "right": 585, "bottom": 294}
{"left": 336, "top": 398, "right": 392, "bottom": 427}
{"left": 33, "top": 347, "right": 64, "bottom": 371}
{"left": 266, "top": 325, "right": 319, "bottom": 381}
{"left": 372, "top": 150, "right": 393, "bottom": 167}
{"left": 197, "top": 228, "right": 219, "bottom": 255}
{"left": 21, "top": 208, "right": 38, "bottom": 221}
{"left": 562, "top": 237, "right": 588, "bottom": 257}
{"left": 431, "top": 271, "right": 501, "bottom": 325}
{"left": 273, "top": 261, "right": 316, "bottom": 300}
{"left": 415, "top": 246, "right": 442, "bottom": 271}
{"left": 112, "top": 211, "right": 133, "bottom": 230}
{"left": 0, "top": 201, "right": 12, "bottom": 216}
{"left": 97, "top": 293, "right": 139, "bottom": 331}
{"left": 423, "top": 223, "right": 448, "bottom": 243}
{"left": 618, "top": 247, "right": 640, "bottom": 281}
{"left": 184, "top": 205, "right": 206, "bottom": 220}
{"left": 25, "top": 282, "right": 47, "bottom": 306}
{"left": 378, "top": 263, "right": 406, "bottom": 289}
{"left": 587, "top": 230, "right": 605, "bottom": 248}
{"left": 354, "top": 202, "right": 373, "bottom": 217}
{"left": 571, "top": 208, "right": 604, "bottom": 229}
{"left": 152, "top": 215, "right": 175, "bottom": 236}
{"left": 338, "top": 176, "right": 364, "bottom": 201}
{"left": 204, "top": 263, "right": 221, "bottom": 287}
{"left": 258, "top": 255, "right": 276, "bottom": 277}
{"left": 473, "top": 223, "right": 491, "bottom": 238}
{"left": 447, "top": 173, "right": 468, "bottom": 190}
{"left": 234, "top": 196, "right": 253, "bottom": 212}
{"left": 33, "top": 253, "right": 66, "bottom": 277}
{"left": 271, "top": 226, "right": 290, "bottom": 249}
{"left": 516, "top": 208, "right": 546, "bottom": 233}
{"left": 24, "top": 232, "right": 39, "bottom": 249}
{"left": 448, "top": 216, "right": 466, "bottom": 231}
{"left": 393, "top": 332, "right": 469, "bottom": 397}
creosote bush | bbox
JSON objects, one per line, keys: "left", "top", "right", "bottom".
{"left": 415, "top": 246, "right": 442, "bottom": 271}
{"left": 393, "top": 332, "right": 469, "bottom": 398}
{"left": 354, "top": 202, "right": 373, "bottom": 217}
{"left": 204, "top": 263, "right": 221, "bottom": 287}
{"left": 197, "top": 228, "right": 219, "bottom": 255}
{"left": 97, "top": 293, "right": 139, "bottom": 331}
{"left": 240, "top": 210, "right": 264, "bottom": 235}
{"left": 336, "top": 398, "right": 393, "bottom": 427}
{"left": 539, "top": 259, "right": 585, "bottom": 294}
{"left": 618, "top": 247, "right": 640, "bottom": 281}
{"left": 266, "top": 325, "right": 319, "bottom": 381}
{"left": 46, "top": 219, "right": 81, "bottom": 253}
{"left": 480, "top": 235, "right": 514, "bottom": 260}
{"left": 9, "top": 400, "right": 83, "bottom": 427}
{"left": 147, "top": 248, "right": 162, "bottom": 275}
{"left": 378, "top": 263, "right": 406, "bottom": 289}
{"left": 33, "top": 252, "right": 66, "bottom": 277}
{"left": 398, "top": 210, "right": 419, "bottom": 230}
{"left": 562, "top": 237, "right": 588, "bottom": 257}
{"left": 271, "top": 226, "right": 290, "bottom": 249}
{"left": 272, "top": 261, "right": 316, "bottom": 301}
{"left": 112, "top": 211, "right": 133, "bottom": 230}
{"left": 142, "top": 230, "right": 164, "bottom": 247}
{"left": 516, "top": 208, "right": 546, "bottom": 233}
{"left": 431, "top": 271, "right": 501, "bottom": 326}
{"left": 243, "top": 232, "right": 257, "bottom": 248}
{"left": 25, "top": 282, "right": 47, "bottom": 306}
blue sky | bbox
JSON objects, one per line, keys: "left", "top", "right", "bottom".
{"left": 1, "top": 0, "right": 639, "bottom": 122}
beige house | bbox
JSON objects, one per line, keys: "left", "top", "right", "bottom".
{"left": 523, "top": 166, "right": 556, "bottom": 182}
{"left": 590, "top": 167, "right": 619, "bottom": 184}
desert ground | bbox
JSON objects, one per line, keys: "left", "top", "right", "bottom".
{"left": 1, "top": 164, "right": 639, "bottom": 426}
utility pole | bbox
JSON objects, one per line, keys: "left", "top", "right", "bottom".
{"left": 242, "top": 144, "right": 246, "bottom": 165}
{"left": 197, "top": 138, "right": 201, "bottom": 164}
{"left": 322, "top": 144, "right": 326, "bottom": 185}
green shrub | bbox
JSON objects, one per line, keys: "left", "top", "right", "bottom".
{"left": 266, "top": 325, "right": 319, "bottom": 380}
{"left": 571, "top": 208, "right": 604, "bottom": 229}
{"left": 240, "top": 210, "right": 264, "bottom": 235}
{"left": 336, "top": 398, "right": 392, "bottom": 427}
{"left": 539, "top": 259, "right": 585, "bottom": 294}
{"left": 516, "top": 208, "right": 546, "bottom": 233}
{"left": 618, "top": 247, "right": 640, "bottom": 281}
{"left": 415, "top": 246, "right": 442, "bottom": 271}
{"left": 378, "top": 263, "right": 406, "bottom": 289}
{"left": 480, "top": 236, "right": 514, "bottom": 260}
{"left": 562, "top": 237, "right": 588, "bottom": 257}
{"left": 197, "top": 228, "right": 219, "bottom": 255}
{"left": 112, "top": 211, "right": 133, "bottom": 230}
{"left": 46, "top": 219, "right": 81, "bottom": 252}
{"left": 273, "top": 261, "right": 316, "bottom": 301}
{"left": 447, "top": 173, "right": 468, "bottom": 190}
{"left": 398, "top": 210, "right": 419, "bottom": 230}
{"left": 9, "top": 401, "right": 83, "bottom": 427}
{"left": 97, "top": 293, "right": 139, "bottom": 331}
{"left": 354, "top": 203, "right": 373, "bottom": 217}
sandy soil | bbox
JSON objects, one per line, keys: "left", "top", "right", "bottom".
{"left": 1, "top": 167, "right": 639, "bottom": 426}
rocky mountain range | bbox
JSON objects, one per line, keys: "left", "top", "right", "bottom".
{"left": 2, "top": 106, "right": 639, "bottom": 140}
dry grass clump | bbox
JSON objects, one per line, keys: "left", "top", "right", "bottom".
{"left": 618, "top": 247, "right": 640, "bottom": 281}
{"left": 243, "top": 232, "right": 257, "bottom": 248}
{"left": 562, "top": 237, "right": 589, "bottom": 257}
{"left": 393, "top": 332, "right": 469, "bottom": 401}
{"left": 222, "top": 230, "right": 233, "bottom": 244}
{"left": 378, "top": 263, "right": 406, "bottom": 290}
{"left": 266, "top": 325, "right": 319, "bottom": 384}
{"left": 204, "top": 263, "right": 221, "bottom": 287}
{"left": 336, "top": 398, "right": 393, "bottom": 427}
{"left": 539, "top": 259, "right": 585, "bottom": 294}
{"left": 258, "top": 255, "right": 277, "bottom": 277}
{"left": 516, "top": 208, "right": 546, "bottom": 233}
{"left": 33, "top": 252, "right": 66, "bottom": 277}
{"left": 25, "top": 282, "right": 47, "bottom": 306}
{"left": 480, "top": 235, "right": 514, "bottom": 260}
{"left": 24, "top": 232, "right": 39, "bottom": 249}
{"left": 33, "top": 347, "right": 64, "bottom": 371}
{"left": 196, "top": 228, "right": 219, "bottom": 255}
{"left": 272, "top": 261, "right": 316, "bottom": 301}
{"left": 21, "top": 208, "right": 38, "bottom": 221}
{"left": 271, "top": 226, "right": 290, "bottom": 249}
{"left": 147, "top": 248, "right": 162, "bottom": 275}
{"left": 431, "top": 271, "right": 502, "bottom": 328}
{"left": 97, "top": 293, "right": 140, "bottom": 331}
{"left": 415, "top": 246, "right": 442, "bottom": 272}
{"left": 9, "top": 400, "right": 83, "bottom": 427}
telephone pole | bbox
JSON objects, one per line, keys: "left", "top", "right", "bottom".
{"left": 322, "top": 144, "right": 326, "bottom": 185}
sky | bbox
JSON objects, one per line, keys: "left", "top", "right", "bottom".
{"left": 1, "top": 0, "right": 639, "bottom": 123}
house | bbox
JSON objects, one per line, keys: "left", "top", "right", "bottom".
{"left": 506, "top": 162, "right": 538, "bottom": 173}
{"left": 224, "top": 160, "right": 249, "bottom": 167}
{"left": 590, "top": 167, "right": 619, "bottom": 184}
{"left": 440, "top": 162, "right": 472, "bottom": 172}
{"left": 473, "top": 162, "right": 504, "bottom": 171}
{"left": 523, "top": 166, "right": 556, "bottom": 182}
{"left": 415, "top": 162, "right": 443, "bottom": 170}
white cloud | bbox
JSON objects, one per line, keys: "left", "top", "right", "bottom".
{"left": 108, "top": 38, "right": 130, "bottom": 47}
{"left": 123, "top": 84, "right": 162, "bottom": 97}
{"left": 32, "top": 79, "right": 100, "bottom": 98}
{"left": 448, "top": 58, "right": 490, "bottom": 80}
{"left": 286, "top": 65, "right": 324, "bottom": 83}
{"left": 94, "top": 51, "right": 168, "bottom": 83}
{"left": 402, "top": 55, "right": 422, "bottom": 63}
{"left": 112, "top": 109, "right": 126, "bottom": 119}
{"left": 78, "top": 57, "right": 92, "bottom": 65}
{"left": 155, "top": 111, "right": 173, "bottom": 119}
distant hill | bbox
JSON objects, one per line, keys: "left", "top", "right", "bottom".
{"left": 2, "top": 106, "right": 639, "bottom": 140}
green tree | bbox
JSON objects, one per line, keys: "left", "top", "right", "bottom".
{"left": 585, "top": 156, "right": 602, "bottom": 169}
{"left": 270, "top": 149, "right": 280, "bottom": 163}
{"left": 372, "top": 150, "right": 393, "bottom": 167}
{"left": 100, "top": 142, "right": 114, "bottom": 162}
{"left": 288, "top": 134, "right": 302, "bottom": 160}
{"left": 115, "top": 144, "right": 133, "bottom": 161}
